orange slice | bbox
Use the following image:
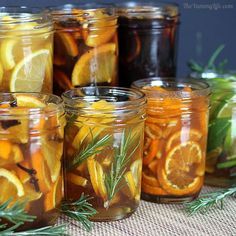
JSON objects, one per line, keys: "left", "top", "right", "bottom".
{"left": 143, "top": 139, "right": 159, "bottom": 165}
{"left": 57, "top": 32, "right": 79, "bottom": 57}
{"left": 72, "top": 43, "right": 116, "bottom": 86}
{"left": 53, "top": 69, "right": 73, "bottom": 91}
{"left": 0, "top": 140, "right": 12, "bottom": 159}
{"left": 44, "top": 175, "right": 62, "bottom": 212}
{"left": 67, "top": 173, "right": 88, "bottom": 187}
{"left": 87, "top": 158, "right": 107, "bottom": 201}
{"left": 84, "top": 25, "right": 116, "bottom": 47}
{"left": 142, "top": 182, "right": 168, "bottom": 196}
{"left": 166, "top": 129, "right": 202, "bottom": 152}
{"left": 142, "top": 172, "right": 160, "bottom": 187}
{"left": 31, "top": 150, "right": 52, "bottom": 193}
{"left": 0, "top": 168, "right": 24, "bottom": 203}
{"left": 158, "top": 141, "right": 203, "bottom": 195}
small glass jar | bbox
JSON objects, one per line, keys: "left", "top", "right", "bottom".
{"left": 116, "top": 1, "right": 180, "bottom": 87}
{"left": 132, "top": 78, "right": 210, "bottom": 203}
{"left": 62, "top": 87, "right": 146, "bottom": 221}
{"left": 191, "top": 72, "right": 236, "bottom": 187}
{"left": 0, "top": 7, "right": 54, "bottom": 93}
{"left": 51, "top": 4, "right": 118, "bottom": 95}
{"left": 0, "top": 93, "right": 65, "bottom": 230}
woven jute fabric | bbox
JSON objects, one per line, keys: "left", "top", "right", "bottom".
{"left": 57, "top": 186, "right": 236, "bottom": 236}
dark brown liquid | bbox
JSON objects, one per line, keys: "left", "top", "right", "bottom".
{"left": 118, "top": 17, "right": 179, "bottom": 87}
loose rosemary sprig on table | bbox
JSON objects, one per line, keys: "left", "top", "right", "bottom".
{"left": 188, "top": 44, "right": 228, "bottom": 74}
{"left": 61, "top": 194, "right": 97, "bottom": 232}
{"left": 104, "top": 130, "right": 139, "bottom": 207}
{"left": 69, "top": 132, "right": 112, "bottom": 169}
{"left": 185, "top": 186, "right": 236, "bottom": 215}
{"left": 0, "top": 224, "right": 68, "bottom": 236}
{"left": 0, "top": 199, "right": 35, "bottom": 225}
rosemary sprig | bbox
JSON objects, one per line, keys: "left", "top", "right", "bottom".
{"left": 185, "top": 186, "right": 236, "bottom": 215}
{"left": 69, "top": 132, "right": 112, "bottom": 169}
{"left": 188, "top": 44, "right": 227, "bottom": 74}
{"left": 0, "top": 199, "right": 35, "bottom": 226}
{"left": 104, "top": 130, "right": 139, "bottom": 207}
{"left": 0, "top": 224, "right": 68, "bottom": 235}
{"left": 61, "top": 194, "right": 97, "bottom": 232}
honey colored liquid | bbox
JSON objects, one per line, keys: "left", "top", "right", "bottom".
{"left": 64, "top": 113, "right": 144, "bottom": 221}
{"left": 53, "top": 10, "right": 118, "bottom": 95}
{"left": 141, "top": 87, "right": 208, "bottom": 203}
{"left": 0, "top": 101, "right": 64, "bottom": 229}
{"left": 0, "top": 22, "right": 53, "bottom": 93}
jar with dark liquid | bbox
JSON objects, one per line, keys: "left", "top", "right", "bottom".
{"left": 117, "top": 2, "right": 179, "bottom": 87}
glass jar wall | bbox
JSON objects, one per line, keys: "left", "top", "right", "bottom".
{"left": 132, "top": 78, "right": 210, "bottom": 203}
{"left": 62, "top": 87, "right": 145, "bottom": 221}
{"left": 0, "top": 7, "right": 54, "bottom": 93}
{"left": 51, "top": 4, "right": 118, "bottom": 95}
{"left": 0, "top": 93, "right": 65, "bottom": 230}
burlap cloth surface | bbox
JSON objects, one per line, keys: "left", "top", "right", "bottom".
{"left": 57, "top": 186, "right": 235, "bottom": 236}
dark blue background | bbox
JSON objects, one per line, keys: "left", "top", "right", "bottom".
{"left": 1, "top": 0, "right": 235, "bottom": 76}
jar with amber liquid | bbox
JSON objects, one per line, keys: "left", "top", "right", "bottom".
{"left": 0, "top": 93, "right": 65, "bottom": 229}
{"left": 62, "top": 87, "right": 145, "bottom": 221}
{"left": 132, "top": 78, "right": 210, "bottom": 203}
{"left": 0, "top": 7, "right": 53, "bottom": 93}
{"left": 51, "top": 4, "right": 118, "bottom": 95}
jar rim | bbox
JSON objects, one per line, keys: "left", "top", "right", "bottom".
{"left": 62, "top": 86, "right": 146, "bottom": 113}
{"left": 0, "top": 92, "right": 64, "bottom": 117}
{"left": 50, "top": 3, "right": 117, "bottom": 22}
{"left": 0, "top": 6, "right": 53, "bottom": 32}
{"left": 116, "top": 1, "right": 179, "bottom": 19}
{"left": 131, "top": 77, "right": 211, "bottom": 99}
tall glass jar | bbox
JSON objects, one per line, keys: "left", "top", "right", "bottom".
{"left": 0, "top": 7, "right": 54, "bottom": 93}
{"left": 132, "top": 78, "right": 210, "bottom": 203}
{"left": 117, "top": 2, "right": 179, "bottom": 87}
{"left": 0, "top": 93, "right": 65, "bottom": 230}
{"left": 191, "top": 72, "right": 236, "bottom": 187}
{"left": 62, "top": 87, "right": 146, "bottom": 221}
{"left": 51, "top": 4, "right": 118, "bottom": 95}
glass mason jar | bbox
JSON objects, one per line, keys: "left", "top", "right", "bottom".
{"left": 0, "top": 93, "right": 65, "bottom": 230}
{"left": 51, "top": 4, "right": 118, "bottom": 95}
{"left": 62, "top": 87, "right": 146, "bottom": 221}
{"left": 191, "top": 71, "right": 236, "bottom": 187}
{"left": 0, "top": 7, "right": 54, "bottom": 93}
{"left": 116, "top": 1, "right": 180, "bottom": 87}
{"left": 132, "top": 78, "right": 210, "bottom": 203}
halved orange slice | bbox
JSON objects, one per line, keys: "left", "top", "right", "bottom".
{"left": 67, "top": 173, "right": 88, "bottom": 187}
{"left": 166, "top": 129, "right": 202, "bottom": 152}
{"left": 44, "top": 175, "right": 62, "bottom": 212}
{"left": 72, "top": 43, "right": 116, "bottom": 86}
{"left": 0, "top": 140, "right": 12, "bottom": 160}
{"left": 142, "top": 182, "right": 168, "bottom": 196}
{"left": 0, "top": 168, "right": 25, "bottom": 203}
{"left": 158, "top": 141, "right": 203, "bottom": 195}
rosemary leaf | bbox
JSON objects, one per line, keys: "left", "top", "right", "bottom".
{"left": 0, "top": 224, "right": 68, "bottom": 235}
{"left": 69, "top": 133, "right": 112, "bottom": 169}
{"left": 105, "top": 130, "right": 139, "bottom": 206}
{"left": 184, "top": 186, "right": 236, "bottom": 215}
{"left": 61, "top": 194, "right": 97, "bottom": 232}
{"left": 0, "top": 199, "right": 35, "bottom": 225}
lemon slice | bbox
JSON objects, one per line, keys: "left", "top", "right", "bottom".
{"left": 0, "top": 168, "right": 24, "bottom": 197}
{"left": 16, "top": 94, "right": 46, "bottom": 108}
{"left": 72, "top": 43, "right": 116, "bottom": 86}
{"left": 67, "top": 173, "right": 88, "bottom": 187}
{"left": 10, "top": 49, "right": 50, "bottom": 92}
{"left": 1, "top": 39, "right": 17, "bottom": 70}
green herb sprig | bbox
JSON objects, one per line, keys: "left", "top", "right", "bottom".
{"left": 188, "top": 44, "right": 227, "bottom": 74}
{"left": 0, "top": 224, "right": 68, "bottom": 236}
{"left": 70, "top": 132, "right": 112, "bottom": 169}
{"left": 104, "top": 130, "right": 139, "bottom": 207}
{"left": 0, "top": 199, "right": 35, "bottom": 225}
{"left": 185, "top": 186, "right": 236, "bottom": 215}
{"left": 61, "top": 194, "right": 97, "bottom": 232}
